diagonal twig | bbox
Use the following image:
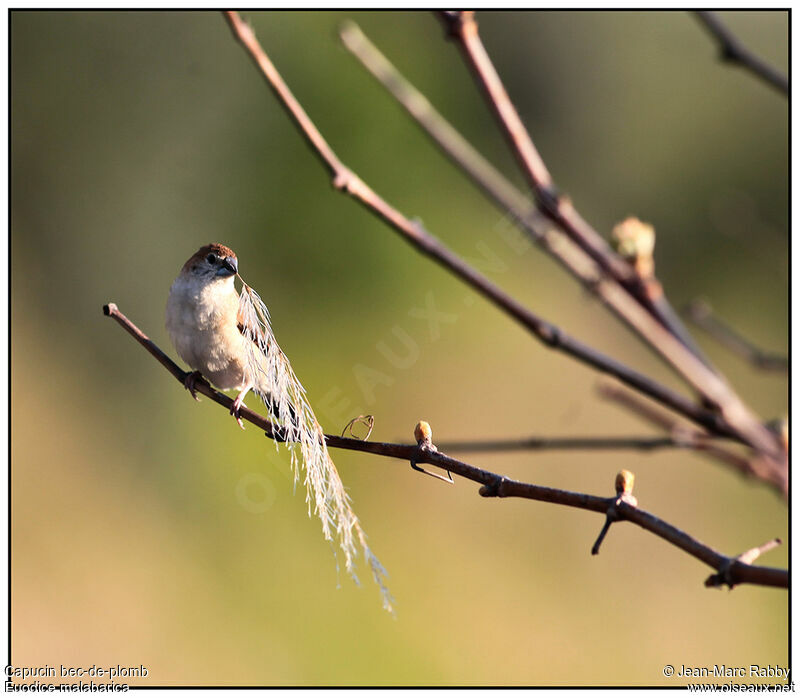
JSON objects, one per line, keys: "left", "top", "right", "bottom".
{"left": 221, "top": 11, "right": 745, "bottom": 445}
{"left": 435, "top": 10, "right": 779, "bottom": 459}
{"left": 435, "top": 12, "right": 628, "bottom": 281}
{"left": 339, "top": 21, "right": 723, "bottom": 406}
{"left": 102, "top": 302, "right": 788, "bottom": 590}
{"left": 685, "top": 299, "right": 789, "bottom": 372}
{"left": 597, "top": 381, "right": 787, "bottom": 497}
{"left": 434, "top": 10, "right": 705, "bottom": 367}
{"left": 694, "top": 11, "right": 788, "bottom": 95}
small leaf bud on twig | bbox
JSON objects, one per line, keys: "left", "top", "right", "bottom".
{"left": 415, "top": 420, "right": 433, "bottom": 446}
{"left": 592, "top": 469, "right": 638, "bottom": 555}
{"left": 615, "top": 469, "right": 635, "bottom": 496}
{"left": 612, "top": 217, "right": 656, "bottom": 279}
{"left": 410, "top": 420, "right": 452, "bottom": 484}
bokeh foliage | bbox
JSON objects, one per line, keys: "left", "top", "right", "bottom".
{"left": 11, "top": 10, "right": 787, "bottom": 686}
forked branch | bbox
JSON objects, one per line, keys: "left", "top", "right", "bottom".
{"left": 597, "top": 381, "right": 787, "bottom": 497}
{"left": 694, "top": 11, "right": 788, "bottom": 95}
{"left": 221, "top": 11, "right": 755, "bottom": 448}
{"left": 435, "top": 11, "right": 779, "bottom": 459}
{"left": 434, "top": 12, "right": 702, "bottom": 360}
{"left": 339, "top": 21, "right": 729, "bottom": 425}
{"left": 103, "top": 302, "right": 787, "bottom": 590}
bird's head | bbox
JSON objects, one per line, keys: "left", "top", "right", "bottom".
{"left": 181, "top": 243, "right": 239, "bottom": 283}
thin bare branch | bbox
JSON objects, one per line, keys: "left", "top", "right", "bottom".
{"left": 737, "top": 537, "right": 782, "bottom": 566}
{"left": 103, "top": 302, "right": 788, "bottom": 590}
{"left": 222, "top": 11, "right": 744, "bottom": 445}
{"left": 706, "top": 538, "right": 783, "bottom": 589}
{"left": 435, "top": 10, "right": 779, "bottom": 459}
{"left": 437, "top": 435, "right": 699, "bottom": 454}
{"left": 340, "top": 21, "right": 723, "bottom": 409}
{"left": 433, "top": 10, "right": 700, "bottom": 355}
{"left": 597, "top": 381, "right": 787, "bottom": 496}
{"left": 439, "top": 436, "right": 693, "bottom": 453}
{"left": 434, "top": 13, "right": 626, "bottom": 278}
{"left": 694, "top": 11, "right": 788, "bottom": 95}
{"left": 685, "top": 299, "right": 788, "bottom": 372}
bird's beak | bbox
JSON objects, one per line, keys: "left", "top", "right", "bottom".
{"left": 217, "top": 256, "right": 238, "bottom": 277}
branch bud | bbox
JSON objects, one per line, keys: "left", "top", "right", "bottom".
{"left": 615, "top": 469, "right": 635, "bottom": 496}
{"left": 414, "top": 420, "right": 433, "bottom": 446}
{"left": 612, "top": 217, "right": 656, "bottom": 278}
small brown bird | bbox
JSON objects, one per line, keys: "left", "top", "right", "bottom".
{"left": 165, "top": 243, "right": 392, "bottom": 611}
{"left": 165, "top": 243, "right": 256, "bottom": 424}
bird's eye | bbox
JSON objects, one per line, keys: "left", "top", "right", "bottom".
{"left": 206, "top": 253, "right": 218, "bottom": 264}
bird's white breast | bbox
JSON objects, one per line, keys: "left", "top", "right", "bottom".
{"left": 165, "top": 274, "right": 248, "bottom": 391}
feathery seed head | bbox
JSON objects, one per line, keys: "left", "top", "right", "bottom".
{"left": 237, "top": 282, "right": 393, "bottom": 613}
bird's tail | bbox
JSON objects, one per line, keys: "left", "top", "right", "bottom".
{"left": 238, "top": 282, "right": 393, "bottom": 613}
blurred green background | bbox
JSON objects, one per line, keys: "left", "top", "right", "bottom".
{"left": 11, "top": 10, "right": 788, "bottom": 687}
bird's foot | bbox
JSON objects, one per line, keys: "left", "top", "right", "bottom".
{"left": 184, "top": 371, "right": 204, "bottom": 401}
{"left": 230, "top": 393, "right": 247, "bottom": 430}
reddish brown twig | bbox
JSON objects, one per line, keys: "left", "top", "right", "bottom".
{"left": 435, "top": 13, "right": 626, "bottom": 277}
{"left": 103, "top": 302, "right": 788, "bottom": 590}
{"left": 435, "top": 10, "right": 779, "bottom": 459}
{"left": 222, "top": 11, "right": 758, "bottom": 447}
{"left": 340, "top": 22, "right": 721, "bottom": 398}
{"left": 694, "top": 11, "right": 788, "bottom": 95}
{"left": 434, "top": 11, "right": 700, "bottom": 353}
